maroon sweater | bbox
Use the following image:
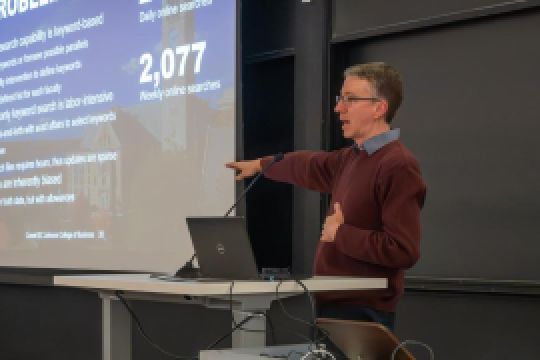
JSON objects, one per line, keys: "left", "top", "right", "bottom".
{"left": 262, "top": 139, "right": 426, "bottom": 311}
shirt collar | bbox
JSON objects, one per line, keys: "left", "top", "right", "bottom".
{"left": 354, "top": 128, "right": 400, "bottom": 156}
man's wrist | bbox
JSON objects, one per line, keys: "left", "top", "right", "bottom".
{"left": 332, "top": 223, "right": 344, "bottom": 242}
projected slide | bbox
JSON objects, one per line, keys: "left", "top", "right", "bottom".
{"left": 0, "top": 0, "right": 236, "bottom": 272}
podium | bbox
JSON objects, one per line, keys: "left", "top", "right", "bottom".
{"left": 54, "top": 274, "right": 386, "bottom": 360}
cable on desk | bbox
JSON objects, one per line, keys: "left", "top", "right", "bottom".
{"left": 115, "top": 291, "right": 198, "bottom": 360}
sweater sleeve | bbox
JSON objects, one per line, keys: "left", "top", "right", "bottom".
{"left": 262, "top": 150, "right": 344, "bottom": 194}
{"left": 334, "top": 162, "right": 426, "bottom": 269}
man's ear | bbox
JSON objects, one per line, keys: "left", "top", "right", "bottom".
{"left": 375, "top": 99, "right": 389, "bottom": 120}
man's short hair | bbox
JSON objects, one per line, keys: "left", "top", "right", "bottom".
{"left": 344, "top": 62, "right": 403, "bottom": 123}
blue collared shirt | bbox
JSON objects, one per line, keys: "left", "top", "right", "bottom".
{"left": 355, "top": 128, "right": 400, "bottom": 156}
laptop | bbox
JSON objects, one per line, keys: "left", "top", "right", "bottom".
{"left": 185, "top": 216, "right": 308, "bottom": 281}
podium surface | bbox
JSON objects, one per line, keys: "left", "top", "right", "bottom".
{"left": 54, "top": 274, "right": 387, "bottom": 360}
{"left": 54, "top": 273, "right": 386, "bottom": 295}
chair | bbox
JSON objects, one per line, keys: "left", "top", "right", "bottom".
{"left": 316, "top": 318, "right": 414, "bottom": 360}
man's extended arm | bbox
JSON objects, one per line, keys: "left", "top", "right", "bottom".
{"left": 227, "top": 150, "right": 345, "bottom": 194}
{"left": 262, "top": 151, "right": 344, "bottom": 193}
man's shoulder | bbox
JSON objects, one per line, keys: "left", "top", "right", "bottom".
{"left": 376, "top": 140, "right": 421, "bottom": 173}
{"left": 312, "top": 146, "right": 356, "bottom": 162}
{"left": 282, "top": 147, "right": 354, "bottom": 168}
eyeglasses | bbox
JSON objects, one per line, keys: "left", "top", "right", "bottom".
{"left": 335, "top": 95, "right": 380, "bottom": 105}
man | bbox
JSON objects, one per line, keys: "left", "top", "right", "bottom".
{"left": 226, "top": 62, "right": 426, "bottom": 330}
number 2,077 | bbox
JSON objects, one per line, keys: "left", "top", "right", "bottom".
{"left": 139, "top": 41, "right": 206, "bottom": 87}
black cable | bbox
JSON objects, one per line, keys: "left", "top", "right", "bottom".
{"left": 266, "top": 310, "right": 277, "bottom": 345}
{"left": 115, "top": 291, "right": 197, "bottom": 360}
{"left": 186, "top": 253, "right": 196, "bottom": 265}
{"left": 291, "top": 279, "right": 334, "bottom": 346}
{"left": 204, "top": 312, "right": 260, "bottom": 350}
{"left": 229, "top": 280, "right": 235, "bottom": 327}
{"left": 228, "top": 281, "right": 265, "bottom": 333}
{"left": 274, "top": 280, "right": 333, "bottom": 346}
{"left": 274, "top": 280, "right": 316, "bottom": 345}
{"left": 294, "top": 279, "right": 317, "bottom": 342}
{"left": 224, "top": 153, "right": 284, "bottom": 217}
{"left": 275, "top": 280, "right": 316, "bottom": 330}
{"left": 174, "top": 253, "right": 200, "bottom": 278}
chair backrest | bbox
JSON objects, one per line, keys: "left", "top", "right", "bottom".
{"left": 316, "top": 318, "right": 415, "bottom": 360}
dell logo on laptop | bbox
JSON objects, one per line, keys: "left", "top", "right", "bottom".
{"left": 216, "top": 243, "right": 226, "bottom": 255}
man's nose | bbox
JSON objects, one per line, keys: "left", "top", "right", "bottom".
{"left": 334, "top": 101, "right": 345, "bottom": 113}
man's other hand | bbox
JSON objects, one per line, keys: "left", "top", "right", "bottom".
{"left": 320, "top": 202, "right": 344, "bottom": 242}
{"left": 225, "top": 159, "right": 262, "bottom": 180}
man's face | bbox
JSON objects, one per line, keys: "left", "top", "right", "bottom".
{"left": 334, "top": 76, "right": 385, "bottom": 143}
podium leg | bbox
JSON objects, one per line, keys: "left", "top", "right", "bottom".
{"left": 102, "top": 295, "right": 132, "bottom": 360}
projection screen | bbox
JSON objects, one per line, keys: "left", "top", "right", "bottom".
{"left": 0, "top": 0, "right": 237, "bottom": 272}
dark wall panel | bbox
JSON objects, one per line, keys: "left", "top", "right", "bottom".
{"left": 332, "top": 0, "right": 536, "bottom": 40}
{"left": 333, "top": 9, "right": 540, "bottom": 280}
{"left": 291, "top": 0, "right": 330, "bottom": 274}
{"left": 131, "top": 301, "right": 231, "bottom": 359}
{"left": 243, "top": 57, "right": 294, "bottom": 269}
{"left": 242, "top": 0, "right": 296, "bottom": 58}
{"left": 396, "top": 292, "right": 540, "bottom": 359}
{"left": 0, "top": 284, "right": 101, "bottom": 360}
{"left": 0, "top": 284, "right": 233, "bottom": 360}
